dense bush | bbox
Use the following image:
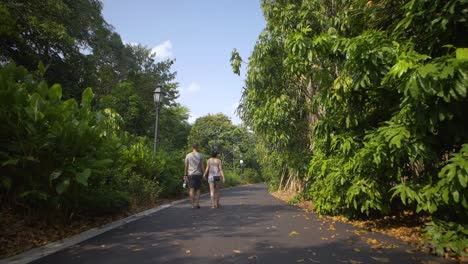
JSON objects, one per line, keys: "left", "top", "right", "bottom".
{"left": 233, "top": 0, "right": 468, "bottom": 256}
{"left": 0, "top": 63, "right": 164, "bottom": 217}
{"left": 241, "top": 168, "right": 262, "bottom": 184}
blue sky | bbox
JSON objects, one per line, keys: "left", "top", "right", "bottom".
{"left": 101, "top": 0, "right": 266, "bottom": 124}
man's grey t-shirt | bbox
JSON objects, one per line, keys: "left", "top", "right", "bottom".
{"left": 185, "top": 152, "right": 204, "bottom": 175}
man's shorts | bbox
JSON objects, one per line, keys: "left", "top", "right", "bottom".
{"left": 188, "top": 174, "right": 202, "bottom": 190}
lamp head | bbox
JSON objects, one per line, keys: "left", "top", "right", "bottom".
{"left": 153, "top": 86, "right": 164, "bottom": 103}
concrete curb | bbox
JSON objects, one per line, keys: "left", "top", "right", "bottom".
{"left": 0, "top": 184, "right": 248, "bottom": 264}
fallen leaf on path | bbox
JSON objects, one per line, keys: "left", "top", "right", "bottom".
{"left": 289, "top": 231, "right": 300, "bottom": 236}
{"left": 321, "top": 237, "right": 328, "bottom": 240}
{"left": 370, "top": 257, "right": 390, "bottom": 263}
{"left": 151, "top": 243, "right": 159, "bottom": 246}
{"left": 349, "top": 260, "right": 363, "bottom": 264}
{"left": 297, "top": 259, "right": 305, "bottom": 263}
{"left": 185, "top": 249, "right": 191, "bottom": 254}
{"left": 353, "top": 248, "right": 361, "bottom": 252}
{"left": 366, "top": 238, "right": 378, "bottom": 245}
{"left": 331, "top": 235, "right": 336, "bottom": 239}
{"left": 233, "top": 249, "right": 241, "bottom": 254}
{"left": 328, "top": 225, "right": 336, "bottom": 231}
{"left": 405, "top": 249, "right": 414, "bottom": 254}
{"left": 248, "top": 255, "right": 257, "bottom": 259}
{"left": 309, "top": 258, "right": 320, "bottom": 263}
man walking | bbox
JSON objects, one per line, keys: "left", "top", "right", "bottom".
{"left": 184, "top": 143, "right": 204, "bottom": 208}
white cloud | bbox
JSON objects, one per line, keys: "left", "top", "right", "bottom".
{"left": 151, "top": 40, "right": 173, "bottom": 60}
{"left": 187, "top": 82, "right": 201, "bottom": 93}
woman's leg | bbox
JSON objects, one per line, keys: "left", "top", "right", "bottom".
{"left": 209, "top": 182, "right": 215, "bottom": 208}
{"left": 215, "top": 183, "right": 220, "bottom": 207}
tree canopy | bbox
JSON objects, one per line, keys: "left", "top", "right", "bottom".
{"left": 232, "top": 0, "right": 468, "bottom": 256}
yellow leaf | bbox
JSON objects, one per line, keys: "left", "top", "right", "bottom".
{"left": 367, "top": 238, "right": 379, "bottom": 245}
{"left": 297, "top": 259, "right": 305, "bottom": 263}
{"left": 233, "top": 249, "right": 241, "bottom": 254}
{"left": 289, "top": 231, "right": 300, "bottom": 236}
{"left": 353, "top": 248, "right": 361, "bottom": 252}
{"left": 321, "top": 237, "right": 328, "bottom": 240}
{"left": 186, "top": 249, "right": 191, "bottom": 254}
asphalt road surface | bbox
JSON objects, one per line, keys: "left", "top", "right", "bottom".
{"left": 32, "top": 183, "right": 449, "bottom": 264}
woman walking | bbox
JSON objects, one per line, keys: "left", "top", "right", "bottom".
{"left": 204, "top": 150, "right": 225, "bottom": 208}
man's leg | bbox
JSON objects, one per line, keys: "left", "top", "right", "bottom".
{"left": 195, "top": 189, "right": 201, "bottom": 207}
{"left": 189, "top": 188, "right": 194, "bottom": 207}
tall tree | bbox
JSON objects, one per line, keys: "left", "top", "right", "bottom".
{"left": 233, "top": 0, "right": 467, "bottom": 255}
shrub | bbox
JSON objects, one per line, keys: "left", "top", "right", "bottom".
{"left": 241, "top": 167, "right": 263, "bottom": 183}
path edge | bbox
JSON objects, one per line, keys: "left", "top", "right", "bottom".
{"left": 0, "top": 184, "right": 249, "bottom": 264}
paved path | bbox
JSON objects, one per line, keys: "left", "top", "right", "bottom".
{"left": 32, "top": 184, "right": 448, "bottom": 264}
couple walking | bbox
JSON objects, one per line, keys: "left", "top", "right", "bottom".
{"left": 184, "top": 143, "right": 225, "bottom": 209}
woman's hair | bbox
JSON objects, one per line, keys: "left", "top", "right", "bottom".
{"left": 211, "top": 150, "right": 218, "bottom": 158}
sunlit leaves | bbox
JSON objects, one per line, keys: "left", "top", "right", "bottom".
{"left": 237, "top": 0, "right": 467, "bottom": 256}
{"left": 230, "top": 49, "right": 242, "bottom": 76}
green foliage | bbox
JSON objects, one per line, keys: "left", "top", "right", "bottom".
{"left": 230, "top": 49, "right": 242, "bottom": 76}
{"left": 241, "top": 168, "right": 262, "bottom": 184}
{"left": 424, "top": 220, "right": 468, "bottom": 257}
{"left": 0, "top": 63, "right": 164, "bottom": 216}
{"left": 0, "top": 0, "right": 192, "bottom": 222}
{"left": 77, "top": 189, "right": 130, "bottom": 215}
{"left": 99, "top": 82, "right": 147, "bottom": 135}
{"left": 236, "top": 0, "right": 468, "bottom": 256}
{"left": 223, "top": 169, "right": 242, "bottom": 187}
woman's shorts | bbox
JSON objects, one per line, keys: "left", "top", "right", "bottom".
{"left": 208, "top": 175, "right": 221, "bottom": 184}
{"left": 188, "top": 174, "right": 202, "bottom": 190}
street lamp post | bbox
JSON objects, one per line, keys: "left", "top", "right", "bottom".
{"left": 153, "top": 86, "right": 165, "bottom": 154}
{"left": 239, "top": 158, "right": 244, "bottom": 181}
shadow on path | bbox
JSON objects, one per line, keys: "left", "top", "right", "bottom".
{"left": 32, "top": 183, "right": 451, "bottom": 264}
